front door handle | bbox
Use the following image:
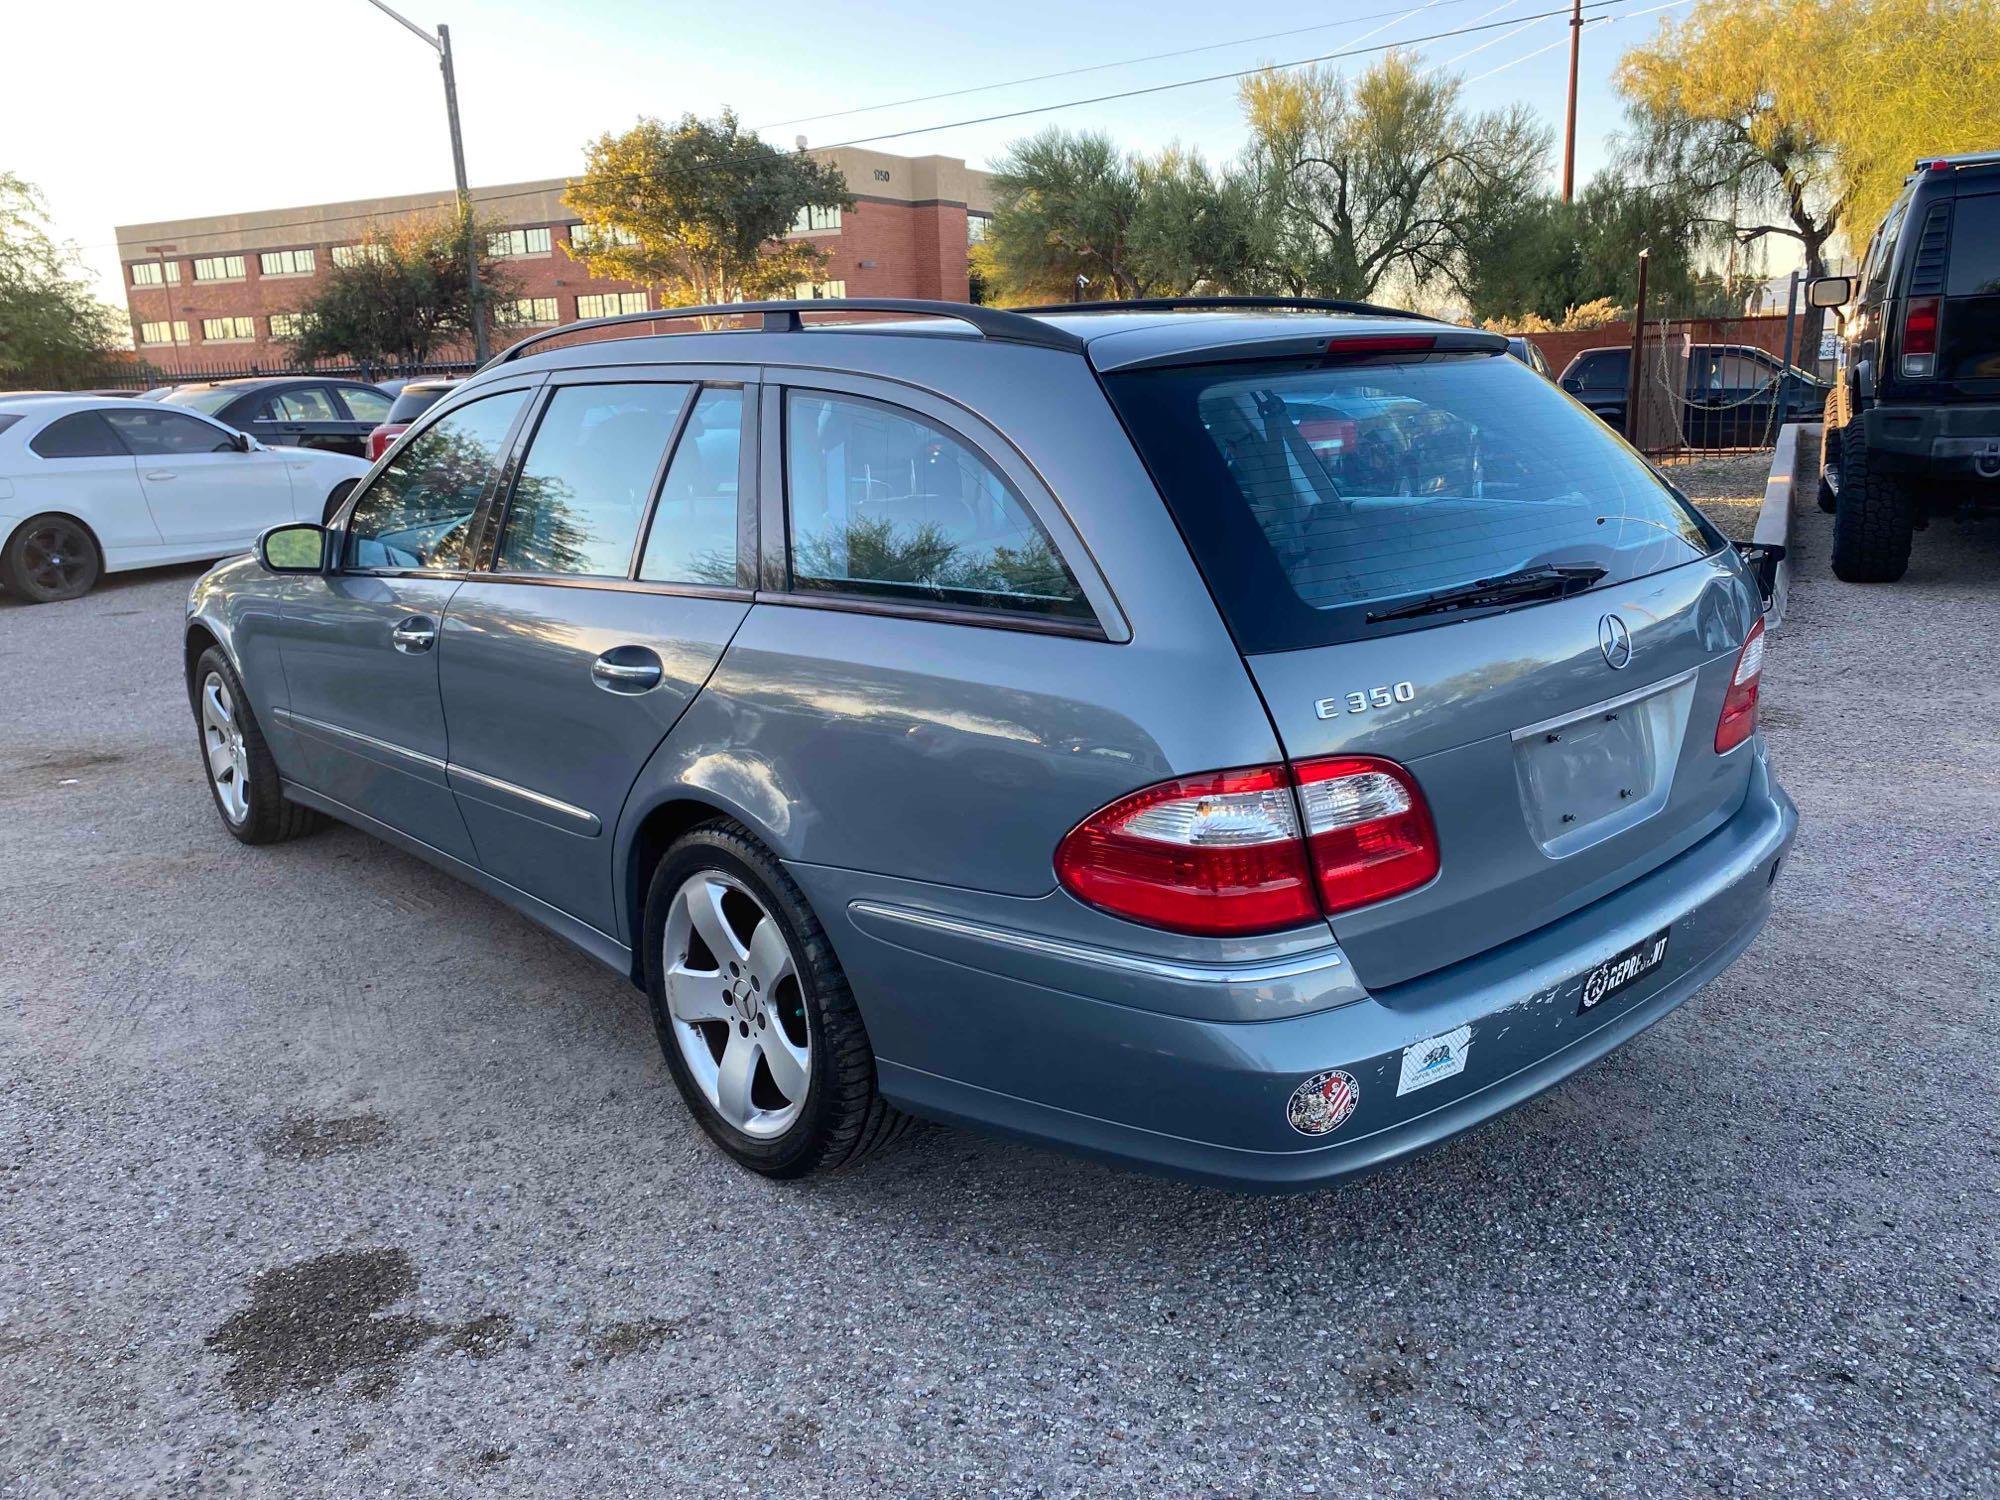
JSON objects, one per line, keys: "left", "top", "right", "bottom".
{"left": 391, "top": 616, "right": 437, "bottom": 653}
{"left": 591, "top": 645, "right": 663, "bottom": 694}
{"left": 144, "top": 470, "right": 179, "bottom": 481}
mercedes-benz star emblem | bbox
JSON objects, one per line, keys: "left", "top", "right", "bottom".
{"left": 1598, "top": 613, "right": 1633, "bottom": 670}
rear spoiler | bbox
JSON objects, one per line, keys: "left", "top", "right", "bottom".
{"left": 1094, "top": 327, "right": 1508, "bottom": 374}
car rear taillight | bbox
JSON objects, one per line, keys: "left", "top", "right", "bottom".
{"left": 1054, "top": 756, "right": 1439, "bottom": 935}
{"left": 1323, "top": 334, "right": 1436, "bottom": 362}
{"left": 366, "top": 423, "right": 405, "bottom": 461}
{"left": 1715, "top": 617, "right": 1765, "bottom": 754}
{"left": 1294, "top": 756, "right": 1440, "bottom": 915}
{"left": 1900, "top": 296, "right": 1939, "bottom": 378}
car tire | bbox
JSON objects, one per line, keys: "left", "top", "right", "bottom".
{"left": 191, "top": 646, "right": 323, "bottom": 845}
{"left": 1, "top": 513, "right": 102, "bottom": 603}
{"left": 1816, "top": 391, "right": 1841, "bottom": 513}
{"left": 643, "top": 821, "right": 915, "bottom": 1179}
{"left": 1830, "top": 425, "right": 1914, "bottom": 583}
{"left": 322, "top": 479, "right": 359, "bottom": 526}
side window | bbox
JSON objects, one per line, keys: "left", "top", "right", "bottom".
{"left": 1865, "top": 201, "right": 1907, "bottom": 295}
{"left": 102, "top": 408, "right": 236, "bottom": 454}
{"left": 497, "top": 382, "right": 689, "bottom": 577}
{"left": 338, "top": 386, "right": 393, "bottom": 424}
{"left": 1716, "top": 352, "right": 1773, "bottom": 390}
{"left": 639, "top": 387, "right": 743, "bottom": 586}
{"left": 784, "top": 391, "right": 1089, "bottom": 621}
{"left": 30, "top": 411, "right": 129, "bottom": 459}
{"left": 273, "top": 388, "right": 340, "bottom": 422}
{"left": 1573, "top": 353, "right": 1621, "bottom": 390}
{"left": 345, "top": 390, "right": 528, "bottom": 572}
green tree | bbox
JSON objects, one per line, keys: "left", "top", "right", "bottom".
{"left": 564, "top": 111, "right": 851, "bottom": 310}
{"left": 285, "top": 206, "right": 512, "bottom": 367}
{"left": 1237, "top": 52, "right": 1549, "bottom": 300}
{"left": 983, "top": 131, "right": 1260, "bottom": 304}
{"left": 0, "top": 174, "right": 121, "bottom": 388}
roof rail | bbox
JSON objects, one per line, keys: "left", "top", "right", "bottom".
{"left": 485, "top": 297, "right": 1086, "bottom": 369}
{"left": 1016, "top": 295, "right": 1435, "bottom": 323}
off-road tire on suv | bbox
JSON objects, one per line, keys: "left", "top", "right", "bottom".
{"left": 1831, "top": 425, "right": 1915, "bottom": 582}
{"left": 643, "top": 822, "right": 917, "bottom": 1178}
{"left": 191, "top": 646, "right": 324, "bottom": 844}
{"left": 1817, "top": 391, "right": 1841, "bottom": 513}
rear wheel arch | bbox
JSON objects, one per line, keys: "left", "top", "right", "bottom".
{"left": 623, "top": 795, "right": 749, "bottom": 983}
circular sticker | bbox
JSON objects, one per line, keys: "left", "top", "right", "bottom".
{"left": 1286, "top": 1069, "right": 1360, "bottom": 1136}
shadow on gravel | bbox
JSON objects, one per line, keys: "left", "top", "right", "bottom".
{"left": 259, "top": 1112, "right": 393, "bottom": 1162}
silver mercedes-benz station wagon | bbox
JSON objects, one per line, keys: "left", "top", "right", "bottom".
{"left": 184, "top": 297, "right": 1796, "bottom": 1189}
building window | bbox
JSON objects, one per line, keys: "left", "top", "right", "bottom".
{"left": 131, "top": 261, "right": 181, "bottom": 287}
{"left": 576, "top": 292, "right": 648, "bottom": 318}
{"left": 500, "top": 297, "right": 559, "bottom": 327}
{"left": 259, "top": 248, "right": 316, "bottom": 277}
{"left": 791, "top": 205, "right": 842, "bottom": 234}
{"left": 268, "top": 312, "right": 313, "bottom": 339}
{"left": 192, "top": 255, "right": 247, "bottom": 282}
{"left": 200, "top": 317, "right": 256, "bottom": 342}
{"left": 794, "top": 280, "right": 847, "bottom": 300}
{"left": 138, "top": 320, "right": 189, "bottom": 345}
{"left": 486, "top": 227, "right": 552, "bottom": 258}
{"left": 568, "top": 223, "right": 637, "bottom": 254}
{"left": 331, "top": 243, "right": 390, "bottom": 268}
{"left": 967, "top": 214, "right": 991, "bottom": 244}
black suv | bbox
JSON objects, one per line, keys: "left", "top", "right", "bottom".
{"left": 1559, "top": 343, "right": 1828, "bottom": 449}
{"left": 1814, "top": 151, "right": 2000, "bottom": 581}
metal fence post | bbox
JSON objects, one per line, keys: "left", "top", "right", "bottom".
{"left": 1777, "top": 270, "right": 1800, "bottom": 442}
{"left": 1624, "top": 250, "right": 1650, "bottom": 446}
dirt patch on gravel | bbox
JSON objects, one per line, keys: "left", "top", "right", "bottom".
{"left": 260, "top": 1113, "right": 392, "bottom": 1162}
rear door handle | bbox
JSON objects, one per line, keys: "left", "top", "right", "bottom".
{"left": 391, "top": 616, "right": 437, "bottom": 653}
{"left": 591, "top": 646, "right": 663, "bottom": 694}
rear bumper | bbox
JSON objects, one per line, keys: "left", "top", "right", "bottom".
{"left": 1862, "top": 403, "right": 2000, "bottom": 481}
{"left": 799, "top": 747, "right": 1796, "bottom": 1192}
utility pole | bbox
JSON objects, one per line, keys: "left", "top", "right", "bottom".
{"left": 1562, "top": 0, "right": 1582, "bottom": 203}
{"left": 360, "top": 1, "right": 489, "bottom": 363}
{"left": 144, "top": 243, "right": 182, "bottom": 378}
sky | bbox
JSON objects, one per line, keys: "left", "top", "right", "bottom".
{"left": 5, "top": 0, "right": 1709, "bottom": 308}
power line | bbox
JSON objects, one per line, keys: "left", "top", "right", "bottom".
{"left": 819, "top": 0, "right": 1640, "bottom": 149}
{"left": 83, "top": 0, "right": 1649, "bottom": 257}
{"left": 762, "top": 0, "right": 1494, "bottom": 130}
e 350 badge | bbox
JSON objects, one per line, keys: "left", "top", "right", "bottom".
{"left": 1286, "top": 1069, "right": 1359, "bottom": 1136}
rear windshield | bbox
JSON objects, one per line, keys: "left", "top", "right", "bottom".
{"left": 386, "top": 385, "right": 454, "bottom": 423}
{"left": 1105, "top": 352, "right": 1722, "bottom": 652}
{"left": 1946, "top": 193, "right": 2000, "bottom": 295}
{"left": 160, "top": 386, "right": 237, "bottom": 415}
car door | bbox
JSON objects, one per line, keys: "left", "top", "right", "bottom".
{"left": 19, "top": 410, "right": 154, "bottom": 556}
{"left": 271, "top": 383, "right": 537, "bottom": 864}
{"left": 437, "top": 372, "right": 755, "bottom": 934}
{"left": 102, "top": 406, "right": 292, "bottom": 551}
{"left": 333, "top": 384, "right": 393, "bottom": 457}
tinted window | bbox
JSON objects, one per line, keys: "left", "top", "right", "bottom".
{"left": 1569, "top": 351, "right": 1625, "bottom": 390}
{"left": 639, "top": 387, "right": 742, "bottom": 586}
{"left": 1105, "top": 352, "right": 1720, "bottom": 651}
{"left": 272, "top": 388, "right": 340, "bottom": 422}
{"left": 497, "top": 382, "right": 688, "bottom": 577}
{"left": 0, "top": 415, "right": 19, "bottom": 437}
{"left": 1866, "top": 195, "right": 1909, "bottom": 295}
{"left": 386, "top": 385, "right": 456, "bottom": 423}
{"left": 159, "top": 386, "right": 238, "bottom": 415}
{"left": 784, "top": 392, "right": 1088, "bottom": 620}
{"left": 30, "top": 411, "right": 127, "bottom": 459}
{"left": 339, "top": 386, "right": 393, "bottom": 423}
{"left": 345, "top": 390, "right": 528, "bottom": 571}
{"left": 102, "top": 407, "right": 235, "bottom": 454}
{"left": 1946, "top": 193, "right": 2000, "bottom": 295}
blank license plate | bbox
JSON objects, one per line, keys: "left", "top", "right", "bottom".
{"left": 1577, "top": 928, "right": 1670, "bottom": 1014}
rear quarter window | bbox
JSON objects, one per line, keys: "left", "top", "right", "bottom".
{"left": 30, "top": 411, "right": 127, "bottom": 459}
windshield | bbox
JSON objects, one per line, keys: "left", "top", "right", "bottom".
{"left": 160, "top": 386, "right": 238, "bottom": 415}
{"left": 1105, "top": 351, "right": 1722, "bottom": 651}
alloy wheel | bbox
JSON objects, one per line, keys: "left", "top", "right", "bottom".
{"left": 20, "top": 521, "right": 91, "bottom": 598}
{"left": 661, "top": 870, "right": 811, "bottom": 1138}
{"left": 200, "top": 672, "right": 251, "bottom": 824}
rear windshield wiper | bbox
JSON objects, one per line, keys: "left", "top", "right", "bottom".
{"left": 1365, "top": 563, "right": 1607, "bottom": 623}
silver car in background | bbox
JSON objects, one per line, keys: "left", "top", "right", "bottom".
{"left": 182, "top": 297, "right": 1795, "bottom": 1189}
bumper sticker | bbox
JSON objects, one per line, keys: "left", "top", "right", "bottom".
{"left": 1396, "top": 1024, "right": 1472, "bottom": 1096}
{"left": 1287, "top": 1069, "right": 1360, "bottom": 1136}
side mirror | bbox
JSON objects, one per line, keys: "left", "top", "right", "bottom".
{"left": 1807, "top": 276, "right": 1853, "bottom": 309}
{"left": 232, "top": 431, "right": 254, "bottom": 453}
{"left": 1735, "top": 540, "right": 1783, "bottom": 612}
{"left": 259, "top": 522, "right": 326, "bottom": 574}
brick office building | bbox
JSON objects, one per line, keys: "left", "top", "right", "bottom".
{"left": 114, "top": 146, "right": 994, "bottom": 375}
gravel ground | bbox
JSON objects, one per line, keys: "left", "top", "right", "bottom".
{"left": 3, "top": 502, "right": 1996, "bottom": 1498}
{"left": 1667, "top": 451, "right": 1782, "bottom": 541}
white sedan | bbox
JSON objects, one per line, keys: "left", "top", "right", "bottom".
{"left": 0, "top": 396, "right": 370, "bottom": 603}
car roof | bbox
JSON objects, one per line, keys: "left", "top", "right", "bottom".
{"left": 172, "top": 375, "right": 378, "bottom": 394}
{"left": 0, "top": 394, "right": 118, "bottom": 418}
